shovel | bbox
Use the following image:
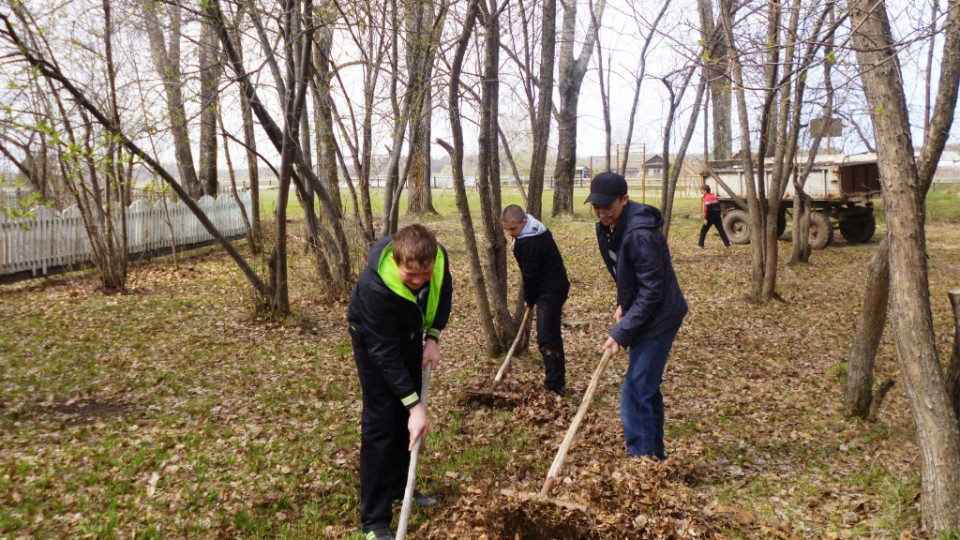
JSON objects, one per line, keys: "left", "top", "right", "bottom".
{"left": 501, "top": 348, "right": 614, "bottom": 512}
{"left": 396, "top": 363, "right": 431, "bottom": 540}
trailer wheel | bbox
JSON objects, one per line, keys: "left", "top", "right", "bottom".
{"left": 777, "top": 208, "right": 787, "bottom": 238}
{"left": 722, "top": 209, "right": 751, "bottom": 244}
{"left": 809, "top": 211, "right": 834, "bottom": 250}
{"left": 838, "top": 213, "right": 876, "bottom": 243}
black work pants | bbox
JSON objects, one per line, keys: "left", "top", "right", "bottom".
{"left": 698, "top": 207, "right": 730, "bottom": 247}
{"left": 536, "top": 291, "right": 568, "bottom": 393}
{"left": 351, "top": 328, "right": 423, "bottom": 533}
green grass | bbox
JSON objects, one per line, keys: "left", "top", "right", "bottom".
{"left": 926, "top": 190, "right": 960, "bottom": 222}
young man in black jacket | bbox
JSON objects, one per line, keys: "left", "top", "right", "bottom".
{"left": 348, "top": 223, "right": 453, "bottom": 540}
{"left": 501, "top": 204, "right": 570, "bottom": 394}
{"left": 586, "top": 172, "right": 688, "bottom": 460}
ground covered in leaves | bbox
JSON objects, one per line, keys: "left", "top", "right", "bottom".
{"left": 1, "top": 194, "right": 958, "bottom": 538}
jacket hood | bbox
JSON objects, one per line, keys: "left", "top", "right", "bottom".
{"left": 518, "top": 214, "right": 548, "bottom": 238}
{"left": 623, "top": 200, "right": 664, "bottom": 231}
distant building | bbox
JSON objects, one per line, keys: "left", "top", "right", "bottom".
{"left": 644, "top": 154, "right": 665, "bottom": 176}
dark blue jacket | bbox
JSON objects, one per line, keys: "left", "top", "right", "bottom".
{"left": 596, "top": 200, "right": 687, "bottom": 346}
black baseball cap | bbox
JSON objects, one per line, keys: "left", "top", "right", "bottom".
{"left": 585, "top": 171, "right": 628, "bottom": 206}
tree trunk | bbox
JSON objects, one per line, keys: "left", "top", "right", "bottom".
{"left": 406, "top": 0, "right": 446, "bottom": 217}
{"left": 844, "top": 240, "right": 890, "bottom": 418}
{"left": 477, "top": 0, "right": 511, "bottom": 346}
{"left": 551, "top": 0, "right": 604, "bottom": 216}
{"left": 719, "top": 4, "right": 764, "bottom": 296}
{"left": 218, "top": 110, "right": 253, "bottom": 247}
{"left": 199, "top": 16, "right": 221, "bottom": 197}
{"left": 406, "top": 100, "right": 434, "bottom": 217}
{"left": 945, "top": 288, "right": 960, "bottom": 421}
{"left": 296, "top": 94, "right": 335, "bottom": 288}
{"left": 438, "top": 0, "right": 499, "bottom": 356}
{"left": 526, "top": 0, "right": 555, "bottom": 219}
{"left": 697, "top": 0, "right": 731, "bottom": 160}
{"left": 230, "top": 11, "right": 261, "bottom": 253}
{"left": 661, "top": 67, "right": 705, "bottom": 239}
{"left": 140, "top": 0, "right": 201, "bottom": 199}
{"left": 381, "top": 0, "right": 402, "bottom": 236}
{"left": 851, "top": 0, "right": 960, "bottom": 529}
{"left": 213, "top": 0, "right": 352, "bottom": 292}
{"left": 405, "top": 0, "right": 440, "bottom": 217}
{"left": 550, "top": 1, "right": 578, "bottom": 216}
{"left": 789, "top": 21, "right": 835, "bottom": 266}
{"left": 788, "top": 187, "right": 812, "bottom": 263}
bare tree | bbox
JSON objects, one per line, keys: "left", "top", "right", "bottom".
{"left": 659, "top": 66, "right": 706, "bottom": 239}
{"left": 0, "top": 6, "right": 270, "bottom": 301}
{"left": 718, "top": 0, "right": 838, "bottom": 299}
{"left": 473, "top": 0, "right": 514, "bottom": 346}
{"left": 788, "top": 17, "right": 835, "bottom": 265}
{"left": 697, "top": 0, "right": 732, "bottom": 160}
{"left": 198, "top": 14, "right": 221, "bottom": 197}
{"left": 499, "top": 0, "right": 557, "bottom": 219}
{"left": 380, "top": 0, "right": 406, "bottom": 236}
{"left": 618, "top": 0, "right": 671, "bottom": 175}
{"left": 849, "top": 0, "right": 960, "bottom": 529}
{"left": 550, "top": 0, "right": 605, "bottom": 216}
{"left": 215, "top": 0, "right": 353, "bottom": 299}
{"left": 226, "top": 4, "right": 261, "bottom": 253}
{"left": 0, "top": 1, "right": 132, "bottom": 292}
{"left": 329, "top": 0, "right": 391, "bottom": 244}
{"left": 437, "top": 0, "right": 502, "bottom": 355}
{"left": 140, "top": 0, "right": 202, "bottom": 199}
{"left": 405, "top": 0, "right": 445, "bottom": 218}
{"left": 844, "top": 239, "right": 890, "bottom": 418}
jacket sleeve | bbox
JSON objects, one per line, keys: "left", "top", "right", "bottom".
{"left": 355, "top": 285, "right": 420, "bottom": 408}
{"left": 426, "top": 245, "right": 454, "bottom": 341}
{"left": 609, "top": 231, "right": 665, "bottom": 346}
{"left": 514, "top": 237, "right": 543, "bottom": 304}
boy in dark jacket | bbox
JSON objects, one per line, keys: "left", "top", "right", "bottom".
{"left": 501, "top": 204, "right": 570, "bottom": 394}
{"left": 348, "top": 223, "right": 453, "bottom": 540}
{"left": 586, "top": 172, "right": 688, "bottom": 460}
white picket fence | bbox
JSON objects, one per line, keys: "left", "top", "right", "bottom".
{"left": 0, "top": 192, "right": 251, "bottom": 277}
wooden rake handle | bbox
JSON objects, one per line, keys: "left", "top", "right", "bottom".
{"left": 396, "top": 363, "right": 432, "bottom": 540}
{"left": 540, "top": 348, "right": 614, "bottom": 498}
{"left": 493, "top": 306, "right": 533, "bottom": 386}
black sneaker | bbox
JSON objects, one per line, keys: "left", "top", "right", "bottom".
{"left": 392, "top": 490, "right": 437, "bottom": 507}
{"left": 412, "top": 490, "right": 437, "bottom": 507}
{"left": 365, "top": 528, "right": 395, "bottom": 540}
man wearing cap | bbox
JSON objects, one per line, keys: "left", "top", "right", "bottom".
{"left": 586, "top": 171, "right": 688, "bottom": 460}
